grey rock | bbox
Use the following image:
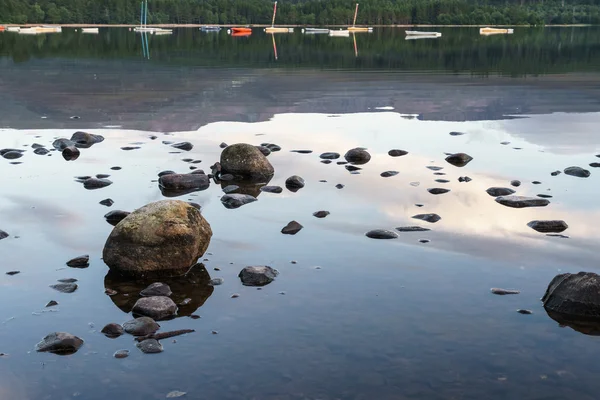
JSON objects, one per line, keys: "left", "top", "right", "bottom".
{"left": 335, "top": 184, "right": 345, "bottom": 189}
{"left": 219, "top": 142, "right": 228, "bottom": 149}
{"left": 123, "top": 317, "right": 160, "bottom": 336}
{"left": 2, "top": 150, "right": 24, "bottom": 159}
{"left": 70, "top": 131, "right": 104, "bottom": 148}
{"left": 255, "top": 146, "right": 271, "bottom": 156}
{"left": 114, "top": 349, "right": 130, "bottom": 358}
{"left": 435, "top": 179, "right": 450, "bottom": 183}
{"left": 564, "top": 166, "right": 591, "bottom": 178}
{"left": 222, "top": 185, "right": 239, "bottom": 194}
{"left": 66, "top": 255, "right": 89, "bottom": 268}
{"left": 132, "top": 296, "right": 177, "bottom": 320}
{"left": 532, "top": 181, "right": 542, "bottom": 185}
{"left": 313, "top": 211, "right": 330, "bottom": 218}
{"left": 136, "top": 339, "right": 163, "bottom": 354}
{"left": 83, "top": 178, "right": 112, "bottom": 189}
{"left": 260, "top": 185, "right": 283, "bottom": 194}
{"left": 100, "top": 198, "right": 114, "bottom": 207}
{"left": 281, "top": 221, "right": 303, "bottom": 235}
{"left": 449, "top": 131, "right": 465, "bottom": 136}
{"left": 0, "top": 230, "right": 8, "bottom": 240}
{"left": 321, "top": 160, "right": 332, "bottom": 164}
{"left": 458, "top": 176, "right": 472, "bottom": 182}
{"left": 101, "top": 323, "right": 124, "bottom": 338}
{"left": 50, "top": 283, "right": 78, "bottom": 293}
{"left": 220, "top": 143, "right": 274, "bottom": 180}
{"left": 320, "top": 152, "right": 340, "bottom": 160}
{"left": 34, "top": 147, "right": 49, "bottom": 155}
{"left": 365, "top": 229, "right": 398, "bottom": 239}
{"left": 52, "top": 139, "right": 76, "bottom": 151}
{"left": 209, "top": 278, "right": 224, "bottom": 286}
{"left": 396, "top": 226, "right": 431, "bottom": 232}
{"left": 159, "top": 173, "right": 209, "bottom": 192}
{"left": 551, "top": 170, "right": 561, "bottom": 176}
{"left": 262, "top": 143, "right": 282, "bottom": 152}
{"left": 491, "top": 288, "right": 520, "bottom": 295}
{"left": 427, "top": 188, "right": 450, "bottom": 195}
{"left": 111, "top": 166, "right": 122, "bottom": 170}
{"left": 426, "top": 166, "right": 443, "bottom": 171}
{"left": 486, "top": 187, "right": 516, "bottom": 197}
{"left": 344, "top": 148, "right": 371, "bottom": 165}
{"left": 510, "top": 180, "right": 521, "bottom": 187}
{"left": 35, "top": 332, "right": 83, "bottom": 354}
{"left": 412, "top": 213, "right": 441, "bottom": 223}
{"left": 527, "top": 220, "right": 568, "bottom": 233}
{"left": 140, "top": 282, "right": 172, "bottom": 297}
{"left": 381, "top": 171, "right": 399, "bottom": 178}
{"left": 445, "top": 152, "right": 473, "bottom": 167}
{"left": 104, "top": 210, "right": 130, "bottom": 226}
{"left": 221, "top": 194, "right": 257, "bottom": 209}
{"left": 121, "top": 146, "right": 140, "bottom": 151}
{"left": 495, "top": 196, "right": 549, "bottom": 208}
{"left": 388, "top": 149, "right": 408, "bottom": 157}
{"left": 590, "top": 162, "right": 600, "bottom": 168}
{"left": 158, "top": 170, "right": 176, "bottom": 177}
{"left": 6, "top": 271, "right": 19, "bottom": 275}
{"left": 291, "top": 150, "right": 312, "bottom": 154}
{"left": 345, "top": 165, "right": 361, "bottom": 172}
{"left": 542, "top": 272, "right": 600, "bottom": 318}
{"left": 537, "top": 194, "right": 553, "bottom": 199}
{"left": 239, "top": 266, "right": 279, "bottom": 286}
{"left": 285, "top": 175, "right": 305, "bottom": 191}
{"left": 172, "top": 142, "right": 193, "bottom": 151}
{"left": 517, "top": 309, "right": 533, "bottom": 315}
{"left": 45, "top": 300, "right": 58, "bottom": 307}
{"left": 57, "top": 278, "right": 77, "bottom": 283}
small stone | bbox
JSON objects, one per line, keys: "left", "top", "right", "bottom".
{"left": 412, "top": 214, "right": 441, "bottom": 223}
{"left": 132, "top": 297, "right": 177, "bottom": 320}
{"left": 35, "top": 332, "right": 83, "bottom": 354}
{"left": 434, "top": 172, "right": 447, "bottom": 176}
{"left": 70, "top": 131, "right": 104, "bottom": 148}
{"left": 445, "top": 153, "right": 473, "bottom": 167}
{"left": 136, "top": 339, "right": 163, "bottom": 354}
{"left": 532, "top": 181, "right": 542, "bottom": 185}
{"left": 564, "top": 166, "right": 590, "bottom": 178}
{"left": 140, "top": 283, "right": 172, "bottom": 297}
{"left": 517, "top": 309, "right": 532, "bottom": 315}
{"left": 121, "top": 146, "right": 140, "bottom": 151}
{"left": 66, "top": 255, "right": 89, "bottom": 268}
{"left": 231, "top": 293, "right": 240, "bottom": 298}
{"left": 172, "top": 142, "right": 193, "bottom": 151}
{"left": 34, "top": 148, "right": 49, "bottom": 155}
{"left": 101, "top": 323, "right": 124, "bottom": 338}
{"left": 291, "top": 150, "right": 312, "bottom": 154}
{"left": 260, "top": 186, "right": 283, "bottom": 194}
{"left": 50, "top": 283, "right": 78, "bottom": 293}
{"left": 222, "top": 185, "right": 239, "bottom": 194}
{"left": 435, "top": 179, "right": 450, "bottom": 183}
{"left": 537, "top": 194, "right": 553, "bottom": 199}
{"left": 486, "top": 187, "right": 515, "bottom": 197}
{"left": 527, "top": 220, "right": 568, "bottom": 233}
{"left": 419, "top": 239, "right": 430, "bottom": 243}
{"left": 263, "top": 143, "right": 281, "bottom": 152}
{"left": 255, "top": 146, "right": 271, "bottom": 156}
{"left": 321, "top": 160, "right": 332, "bottom": 164}
{"left": 344, "top": 148, "right": 371, "bottom": 165}
{"left": 320, "top": 152, "right": 340, "bottom": 160}
{"left": 209, "top": 278, "right": 224, "bottom": 286}
{"left": 345, "top": 165, "right": 361, "bottom": 172}
{"left": 313, "top": 211, "right": 330, "bottom": 218}
{"left": 285, "top": 176, "right": 305, "bottom": 191}
{"left": 388, "top": 149, "right": 408, "bottom": 157}
{"left": 83, "top": 178, "right": 112, "bottom": 190}
{"left": 45, "top": 300, "right": 58, "bottom": 307}
{"left": 458, "top": 176, "right": 472, "bottom": 182}
{"left": 190, "top": 315, "right": 201, "bottom": 319}
{"left": 511, "top": 180, "right": 521, "bottom": 187}
{"left": 551, "top": 170, "right": 561, "bottom": 176}
{"left": 365, "top": 229, "right": 398, "bottom": 239}
{"left": 114, "top": 349, "right": 130, "bottom": 359}
{"left": 589, "top": 163, "right": 600, "bottom": 168}
{"left": 426, "top": 166, "right": 443, "bottom": 171}
{"left": 211, "top": 330, "right": 218, "bottom": 335}
{"left": 238, "top": 266, "right": 279, "bottom": 286}
{"left": 62, "top": 146, "right": 80, "bottom": 161}
{"left": 6, "top": 271, "right": 19, "bottom": 275}
{"left": 96, "top": 174, "right": 110, "bottom": 179}
{"left": 396, "top": 226, "right": 430, "bottom": 232}
{"left": 381, "top": 171, "right": 399, "bottom": 178}
{"left": 335, "top": 184, "right": 344, "bottom": 189}
{"left": 427, "top": 188, "right": 450, "bottom": 195}
{"left": 58, "top": 278, "right": 78, "bottom": 283}
{"left": 221, "top": 194, "right": 257, "bottom": 209}
{"left": 104, "top": 210, "right": 130, "bottom": 226}
{"left": 449, "top": 131, "right": 465, "bottom": 136}
{"left": 500, "top": 141, "right": 510, "bottom": 145}
{"left": 282, "top": 221, "right": 303, "bottom": 235}
{"left": 111, "top": 166, "right": 122, "bottom": 170}
{"left": 219, "top": 142, "right": 228, "bottom": 148}
{"left": 52, "top": 139, "right": 75, "bottom": 151}
{"left": 491, "top": 288, "right": 520, "bottom": 295}
{"left": 100, "top": 198, "right": 114, "bottom": 207}
{"left": 158, "top": 170, "right": 176, "bottom": 177}
{"left": 495, "top": 196, "right": 549, "bottom": 208}
{"left": 123, "top": 317, "right": 160, "bottom": 336}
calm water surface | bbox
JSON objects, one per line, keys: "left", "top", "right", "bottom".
{"left": 1, "top": 27, "right": 600, "bottom": 400}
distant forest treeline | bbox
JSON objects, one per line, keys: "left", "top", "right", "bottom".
{"left": 1, "top": 0, "right": 600, "bottom": 25}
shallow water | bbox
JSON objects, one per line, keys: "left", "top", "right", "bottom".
{"left": 2, "top": 27, "right": 600, "bottom": 400}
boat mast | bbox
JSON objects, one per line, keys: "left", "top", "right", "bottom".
{"left": 353, "top": 3, "right": 359, "bottom": 27}
{"left": 144, "top": 0, "right": 148, "bottom": 27}
{"left": 140, "top": 1, "right": 143, "bottom": 27}
{"left": 271, "top": 1, "right": 277, "bottom": 27}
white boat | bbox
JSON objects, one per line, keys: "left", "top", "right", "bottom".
{"left": 152, "top": 29, "right": 172, "bottom": 35}
{"left": 200, "top": 26, "right": 221, "bottom": 32}
{"left": 6, "top": 27, "right": 21, "bottom": 32}
{"left": 19, "top": 26, "right": 62, "bottom": 34}
{"left": 329, "top": 29, "right": 350, "bottom": 37}
{"left": 405, "top": 30, "right": 441, "bottom": 37}
{"left": 480, "top": 27, "right": 514, "bottom": 35}
{"left": 133, "top": 0, "right": 170, "bottom": 34}
{"left": 81, "top": 27, "right": 99, "bottom": 34}
{"left": 302, "top": 28, "right": 329, "bottom": 34}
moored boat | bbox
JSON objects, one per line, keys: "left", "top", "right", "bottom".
{"left": 480, "top": 27, "right": 514, "bottom": 35}
{"left": 302, "top": 28, "right": 329, "bottom": 34}
{"left": 19, "top": 26, "right": 62, "bottom": 34}
{"left": 81, "top": 27, "right": 99, "bottom": 34}
{"left": 231, "top": 27, "right": 252, "bottom": 34}
{"left": 7, "top": 26, "right": 21, "bottom": 32}
{"left": 405, "top": 30, "right": 441, "bottom": 37}
{"left": 329, "top": 29, "right": 350, "bottom": 37}
{"left": 200, "top": 26, "right": 221, "bottom": 32}
{"left": 347, "top": 3, "right": 373, "bottom": 33}
{"left": 0, "top": 26, "right": 5, "bottom": 32}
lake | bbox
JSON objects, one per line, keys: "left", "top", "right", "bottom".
{"left": 1, "top": 27, "right": 600, "bottom": 400}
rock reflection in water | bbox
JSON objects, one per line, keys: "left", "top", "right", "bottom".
{"left": 545, "top": 309, "right": 600, "bottom": 336}
{"left": 220, "top": 177, "right": 271, "bottom": 198}
{"left": 104, "top": 263, "right": 214, "bottom": 317}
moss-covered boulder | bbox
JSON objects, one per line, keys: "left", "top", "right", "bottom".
{"left": 220, "top": 143, "right": 274, "bottom": 181}
{"left": 103, "top": 200, "right": 212, "bottom": 277}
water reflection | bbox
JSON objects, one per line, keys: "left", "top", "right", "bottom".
{"left": 104, "top": 263, "right": 214, "bottom": 317}
{"left": 545, "top": 309, "right": 600, "bottom": 336}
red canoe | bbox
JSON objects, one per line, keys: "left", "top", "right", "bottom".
{"left": 231, "top": 27, "right": 252, "bottom": 34}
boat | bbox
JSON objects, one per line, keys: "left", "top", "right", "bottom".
{"left": 405, "top": 30, "right": 441, "bottom": 37}
{"left": 19, "top": 26, "right": 62, "bottom": 34}
{"left": 133, "top": 0, "right": 168, "bottom": 33}
{"left": 6, "top": 27, "right": 21, "bottom": 32}
{"left": 347, "top": 3, "right": 373, "bottom": 33}
{"left": 231, "top": 27, "right": 252, "bottom": 34}
{"left": 81, "top": 27, "right": 99, "bottom": 34}
{"left": 264, "top": 2, "right": 292, "bottom": 34}
{"left": 480, "top": 27, "right": 514, "bottom": 35}
{"left": 302, "top": 28, "right": 329, "bottom": 34}
{"left": 152, "top": 29, "right": 172, "bottom": 35}
{"left": 231, "top": 31, "right": 252, "bottom": 37}
{"left": 329, "top": 29, "right": 350, "bottom": 37}
{"left": 0, "top": 26, "right": 5, "bottom": 32}
{"left": 200, "top": 26, "right": 221, "bottom": 32}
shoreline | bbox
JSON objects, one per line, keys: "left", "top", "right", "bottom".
{"left": 1, "top": 23, "right": 594, "bottom": 28}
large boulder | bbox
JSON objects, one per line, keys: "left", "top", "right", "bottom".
{"left": 103, "top": 200, "right": 212, "bottom": 277}
{"left": 220, "top": 143, "right": 274, "bottom": 181}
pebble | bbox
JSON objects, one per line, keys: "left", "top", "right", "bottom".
{"left": 426, "top": 166, "right": 443, "bottom": 171}
{"left": 5, "top": 271, "right": 20, "bottom": 275}
{"left": 412, "top": 213, "right": 441, "bottom": 223}
{"left": 83, "top": 178, "right": 112, "bottom": 190}
{"left": 291, "top": 150, "right": 312, "bottom": 154}
{"left": 320, "top": 152, "right": 340, "bottom": 159}
{"left": 458, "top": 176, "right": 472, "bottom": 182}
{"left": 517, "top": 309, "right": 533, "bottom": 315}
{"left": 281, "top": 221, "right": 303, "bottom": 235}
{"left": 45, "top": 300, "right": 58, "bottom": 307}
{"left": 365, "top": 229, "right": 398, "bottom": 239}
{"left": 114, "top": 349, "right": 130, "bottom": 359}
{"left": 380, "top": 171, "right": 399, "bottom": 178}
{"left": 100, "top": 198, "right": 114, "bottom": 207}
{"left": 209, "top": 278, "right": 224, "bottom": 286}
{"left": 427, "top": 188, "right": 450, "bottom": 195}
{"left": 172, "top": 142, "right": 193, "bottom": 151}
{"left": 551, "top": 170, "right": 561, "bottom": 176}
{"left": 564, "top": 166, "right": 591, "bottom": 178}
{"left": 111, "top": 166, "right": 122, "bottom": 170}
{"left": 486, "top": 187, "right": 515, "bottom": 197}
{"left": 510, "top": 180, "right": 521, "bottom": 187}
{"left": 136, "top": 339, "right": 163, "bottom": 354}
{"left": 66, "top": 255, "right": 89, "bottom": 268}
{"left": 491, "top": 288, "right": 520, "bottom": 295}
{"left": 388, "top": 149, "right": 408, "bottom": 157}
{"left": 335, "top": 184, "right": 345, "bottom": 189}
{"left": 396, "top": 226, "right": 430, "bottom": 232}
{"left": 260, "top": 186, "right": 283, "bottom": 194}
{"left": 313, "top": 211, "right": 330, "bottom": 218}
{"left": 449, "top": 131, "right": 465, "bottom": 136}
{"left": 50, "top": 283, "right": 78, "bottom": 293}
{"left": 121, "top": 146, "right": 140, "bottom": 151}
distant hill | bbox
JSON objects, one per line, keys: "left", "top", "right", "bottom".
{"left": 0, "top": 0, "right": 599, "bottom": 25}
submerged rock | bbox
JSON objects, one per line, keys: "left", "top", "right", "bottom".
{"left": 101, "top": 323, "right": 124, "bottom": 338}
{"left": 527, "top": 220, "right": 568, "bottom": 233}
{"left": 491, "top": 288, "right": 520, "bottom": 295}
{"left": 34, "top": 147, "right": 49, "bottom": 155}
{"left": 52, "top": 139, "right": 75, "bottom": 151}
{"left": 172, "top": 142, "right": 193, "bottom": 151}
{"left": 396, "top": 226, "right": 431, "bottom": 232}
{"left": 291, "top": 149, "right": 313, "bottom": 154}
{"left": 381, "top": 171, "right": 399, "bottom": 178}
{"left": 114, "top": 349, "right": 130, "bottom": 359}
{"left": 71, "top": 131, "right": 104, "bottom": 148}
{"left": 50, "top": 283, "right": 78, "bottom": 293}
{"left": 239, "top": 266, "right": 278, "bottom": 286}
{"left": 221, "top": 194, "right": 257, "bottom": 209}
{"left": 281, "top": 221, "right": 303, "bottom": 235}
{"left": 517, "top": 309, "right": 533, "bottom": 315}
{"left": 313, "top": 211, "right": 330, "bottom": 218}
{"left": 449, "top": 131, "right": 465, "bottom": 136}
{"left": 66, "top": 255, "right": 89, "bottom": 268}
{"left": 335, "top": 184, "right": 345, "bottom": 189}
{"left": 551, "top": 170, "right": 561, "bottom": 176}
{"left": 365, "top": 229, "right": 398, "bottom": 239}
{"left": 285, "top": 175, "right": 305, "bottom": 191}
{"left": 412, "top": 214, "right": 441, "bottom": 223}
{"left": 103, "top": 200, "right": 212, "bottom": 277}
{"left": 255, "top": 146, "right": 271, "bottom": 156}
{"left": 104, "top": 210, "right": 130, "bottom": 226}
{"left": 123, "top": 316, "right": 160, "bottom": 336}
{"left": 222, "top": 185, "right": 240, "bottom": 194}
{"left": 132, "top": 296, "right": 177, "bottom": 320}
{"left": 136, "top": 339, "right": 163, "bottom": 354}
{"left": 320, "top": 152, "right": 340, "bottom": 160}
{"left": 564, "top": 166, "right": 591, "bottom": 178}
{"left": 35, "top": 332, "right": 83, "bottom": 354}
{"left": 83, "top": 178, "right": 112, "bottom": 190}
{"left": 344, "top": 148, "right": 371, "bottom": 165}
{"left": 140, "top": 282, "right": 172, "bottom": 297}
{"left": 445, "top": 152, "right": 473, "bottom": 167}
{"left": 260, "top": 185, "right": 283, "bottom": 194}
{"left": 388, "top": 149, "right": 408, "bottom": 157}
{"left": 427, "top": 188, "right": 450, "bottom": 195}
{"left": 495, "top": 196, "right": 549, "bottom": 208}
{"left": 486, "top": 187, "right": 516, "bottom": 197}
{"left": 220, "top": 143, "right": 274, "bottom": 180}
{"left": 45, "top": 300, "right": 58, "bottom": 307}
